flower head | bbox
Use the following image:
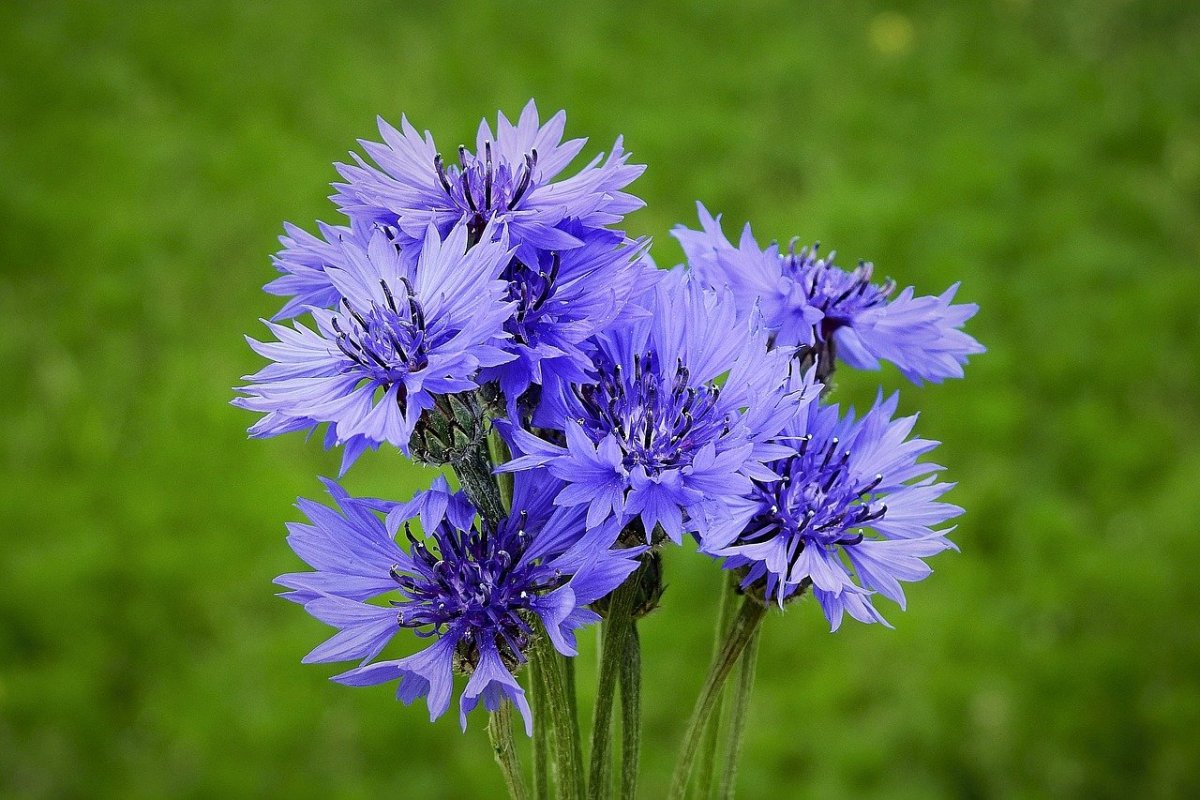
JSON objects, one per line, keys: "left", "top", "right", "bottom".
{"left": 333, "top": 101, "right": 645, "bottom": 263}
{"left": 674, "top": 204, "right": 984, "bottom": 383}
{"left": 264, "top": 217, "right": 386, "bottom": 321}
{"left": 502, "top": 270, "right": 817, "bottom": 545}
{"left": 234, "top": 222, "right": 514, "bottom": 471}
{"left": 482, "top": 230, "right": 657, "bottom": 412}
{"left": 718, "top": 392, "right": 961, "bottom": 629}
{"left": 277, "top": 472, "right": 642, "bottom": 734}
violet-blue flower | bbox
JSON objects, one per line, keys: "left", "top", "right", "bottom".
{"left": 262, "top": 218, "right": 386, "bottom": 321}
{"left": 718, "top": 391, "right": 961, "bottom": 629}
{"left": 333, "top": 100, "right": 645, "bottom": 263}
{"left": 234, "top": 222, "right": 514, "bottom": 471}
{"left": 276, "top": 472, "right": 642, "bottom": 735}
{"left": 501, "top": 270, "right": 818, "bottom": 545}
{"left": 482, "top": 229, "right": 657, "bottom": 413}
{"left": 674, "top": 204, "right": 984, "bottom": 383}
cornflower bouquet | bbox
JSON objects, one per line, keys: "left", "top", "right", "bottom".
{"left": 235, "top": 102, "right": 983, "bottom": 799}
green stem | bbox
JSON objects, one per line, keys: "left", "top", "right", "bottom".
{"left": 489, "top": 702, "right": 530, "bottom": 800}
{"left": 587, "top": 577, "right": 639, "bottom": 800}
{"left": 533, "top": 634, "right": 584, "bottom": 800}
{"left": 694, "top": 576, "right": 739, "bottom": 798}
{"left": 452, "top": 441, "right": 505, "bottom": 528}
{"left": 565, "top": 654, "right": 585, "bottom": 795}
{"left": 530, "top": 654, "right": 549, "bottom": 800}
{"left": 667, "top": 598, "right": 767, "bottom": 800}
{"left": 718, "top": 627, "right": 760, "bottom": 800}
{"left": 486, "top": 420, "right": 514, "bottom": 513}
{"left": 618, "top": 623, "right": 642, "bottom": 800}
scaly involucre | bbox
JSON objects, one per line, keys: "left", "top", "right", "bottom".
{"left": 718, "top": 391, "right": 962, "bottom": 629}
{"left": 277, "top": 472, "right": 643, "bottom": 734}
{"left": 674, "top": 203, "right": 985, "bottom": 383}
{"left": 234, "top": 222, "right": 515, "bottom": 472}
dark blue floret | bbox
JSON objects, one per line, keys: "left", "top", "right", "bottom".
{"left": 501, "top": 270, "right": 817, "bottom": 544}
{"left": 674, "top": 203, "right": 984, "bottom": 383}
{"left": 433, "top": 142, "right": 539, "bottom": 241}
{"left": 275, "top": 473, "right": 641, "bottom": 734}
{"left": 572, "top": 350, "right": 728, "bottom": 474}
{"left": 719, "top": 393, "right": 962, "bottom": 629}
{"left": 235, "top": 223, "right": 515, "bottom": 471}
{"left": 332, "top": 100, "right": 645, "bottom": 259}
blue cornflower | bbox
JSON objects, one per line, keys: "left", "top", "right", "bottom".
{"left": 718, "top": 391, "right": 961, "bottom": 629}
{"left": 482, "top": 229, "right": 657, "bottom": 412}
{"left": 501, "top": 270, "right": 818, "bottom": 545}
{"left": 276, "top": 473, "right": 641, "bottom": 734}
{"left": 333, "top": 100, "right": 645, "bottom": 263}
{"left": 257, "top": 222, "right": 654, "bottom": 418}
{"left": 674, "top": 204, "right": 984, "bottom": 383}
{"left": 234, "top": 222, "right": 514, "bottom": 471}
{"left": 263, "top": 217, "right": 395, "bottom": 321}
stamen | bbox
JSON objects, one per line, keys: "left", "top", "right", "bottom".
{"left": 858, "top": 473, "right": 883, "bottom": 495}
{"left": 433, "top": 153, "right": 453, "bottom": 195}
{"left": 340, "top": 298, "right": 370, "bottom": 331}
{"left": 408, "top": 294, "right": 425, "bottom": 331}
{"left": 379, "top": 280, "right": 398, "bottom": 313}
{"left": 859, "top": 504, "right": 887, "bottom": 523}
{"left": 509, "top": 150, "right": 537, "bottom": 209}
{"left": 483, "top": 141, "right": 493, "bottom": 209}
{"left": 334, "top": 336, "right": 366, "bottom": 366}
{"left": 821, "top": 437, "right": 840, "bottom": 470}
{"left": 457, "top": 145, "right": 477, "bottom": 212}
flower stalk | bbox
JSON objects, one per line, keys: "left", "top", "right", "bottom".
{"left": 529, "top": 643, "right": 550, "bottom": 800}
{"left": 719, "top": 625, "right": 760, "bottom": 799}
{"left": 450, "top": 427, "right": 506, "bottom": 528}
{"left": 694, "top": 574, "right": 739, "bottom": 798}
{"left": 489, "top": 701, "right": 530, "bottom": 800}
{"left": 618, "top": 624, "right": 642, "bottom": 800}
{"left": 667, "top": 597, "right": 767, "bottom": 800}
{"left": 588, "top": 573, "right": 640, "bottom": 800}
{"left": 564, "top": 656, "right": 586, "bottom": 794}
{"left": 533, "top": 633, "right": 585, "bottom": 800}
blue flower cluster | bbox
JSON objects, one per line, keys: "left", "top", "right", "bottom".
{"left": 236, "top": 102, "right": 982, "bottom": 732}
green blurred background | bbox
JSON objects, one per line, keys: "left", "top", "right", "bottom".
{"left": 2, "top": 1, "right": 1198, "bottom": 797}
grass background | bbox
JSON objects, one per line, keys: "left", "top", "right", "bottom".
{"left": 2, "top": 1, "right": 1198, "bottom": 797}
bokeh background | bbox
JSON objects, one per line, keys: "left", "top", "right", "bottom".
{"left": 3, "top": 1, "right": 1198, "bottom": 797}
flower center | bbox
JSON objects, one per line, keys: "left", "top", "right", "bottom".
{"left": 434, "top": 142, "right": 538, "bottom": 238}
{"left": 388, "top": 513, "right": 562, "bottom": 665}
{"left": 332, "top": 278, "right": 430, "bottom": 389}
{"left": 575, "top": 351, "right": 730, "bottom": 473}
{"left": 782, "top": 243, "right": 893, "bottom": 336}
{"left": 743, "top": 434, "right": 886, "bottom": 557}
{"left": 502, "top": 252, "right": 560, "bottom": 345}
